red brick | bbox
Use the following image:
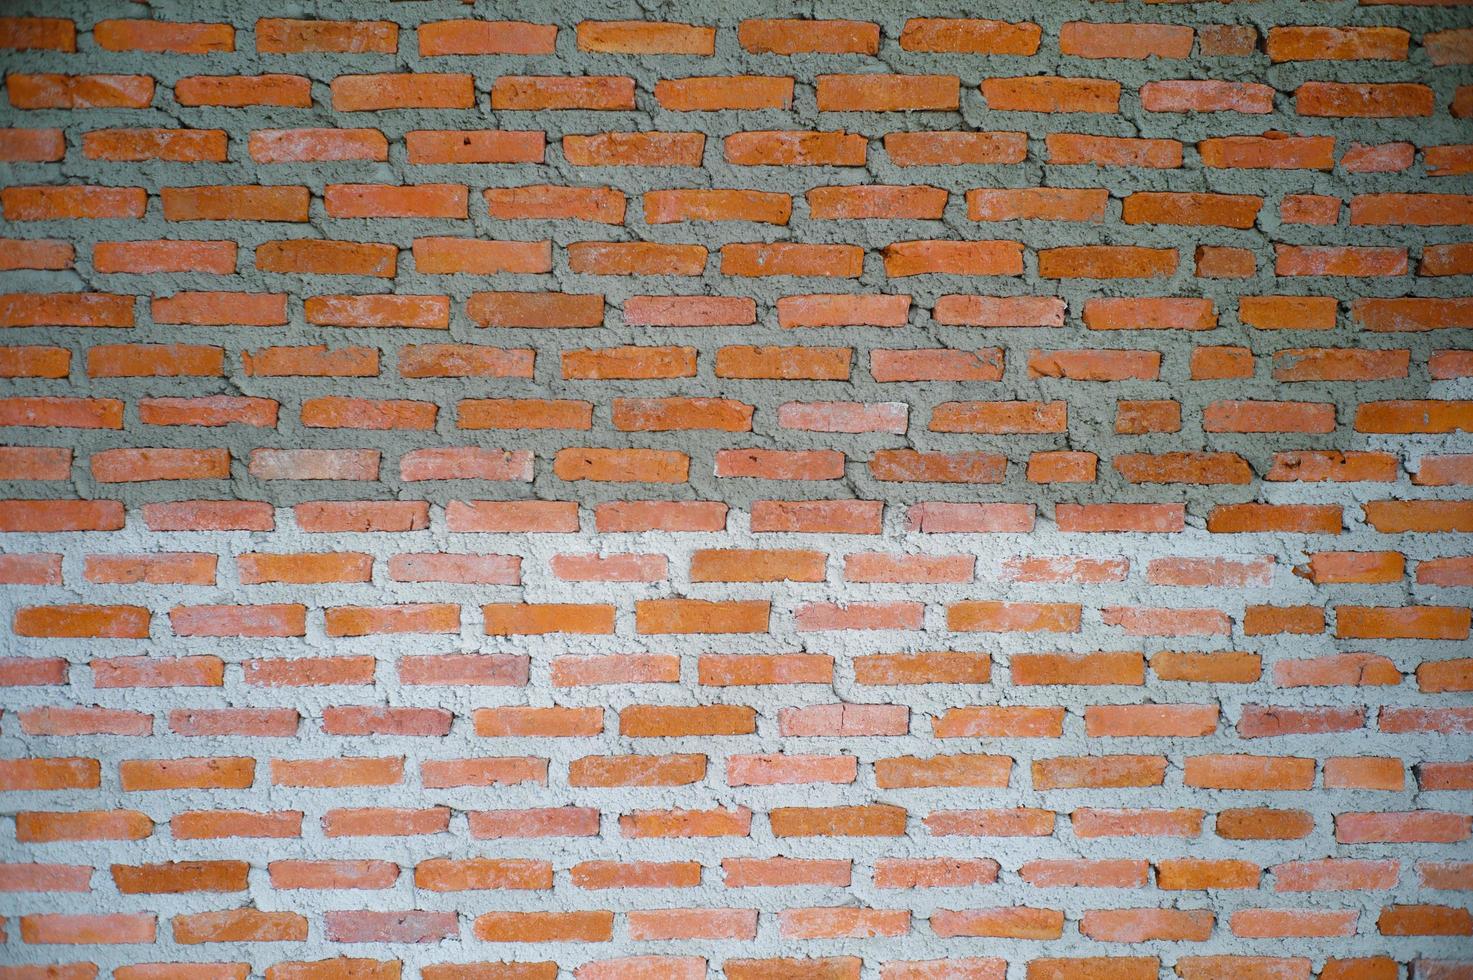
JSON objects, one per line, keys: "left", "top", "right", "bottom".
{"left": 1047, "top": 133, "right": 1182, "bottom": 168}
{"left": 1268, "top": 26, "right": 1409, "bottom": 61}
{"left": 489, "top": 186, "right": 627, "bottom": 226}
{"left": 726, "top": 131, "right": 868, "bottom": 167}
{"left": 332, "top": 74, "right": 474, "bottom": 111}
{"left": 9, "top": 74, "right": 154, "bottom": 109}
{"left": 0, "top": 292, "right": 136, "bottom": 330}
{"left": 84, "top": 128, "right": 227, "bottom": 162}
{"left": 654, "top": 77, "right": 793, "bottom": 112}
{"left": 161, "top": 186, "right": 308, "bottom": 222}
{"left": 1298, "top": 82, "right": 1433, "bottom": 118}
{"left": 738, "top": 19, "right": 878, "bottom": 54}
{"left": 175, "top": 74, "right": 310, "bottom": 107}
{"left": 258, "top": 19, "right": 396, "bottom": 53}
{"left": 1142, "top": 80, "right": 1274, "bottom": 113}
{"left": 492, "top": 76, "right": 635, "bottom": 111}
{"left": 983, "top": 76, "right": 1121, "bottom": 113}
{"left": 0, "top": 11, "right": 1464, "bottom": 965}
{"left": 407, "top": 130, "right": 544, "bottom": 165}
{"left": 887, "top": 131, "right": 1028, "bottom": 166}
{"left": 0, "top": 241, "right": 73, "bottom": 272}
{"left": 0, "top": 17, "right": 75, "bottom": 51}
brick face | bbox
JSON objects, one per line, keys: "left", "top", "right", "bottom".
{"left": 0, "top": 0, "right": 1471, "bottom": 976}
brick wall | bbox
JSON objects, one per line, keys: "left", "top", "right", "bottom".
{"left": 0, "top": 1, "right": 1470, "bottom": 978}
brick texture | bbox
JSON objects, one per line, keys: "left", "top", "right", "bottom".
{"left": 0, "top": 1, "right": 1471, "bottom": 977}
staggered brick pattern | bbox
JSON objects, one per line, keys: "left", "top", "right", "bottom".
{"left": 1, "top": 1, "right": 1472, "bottom": 978}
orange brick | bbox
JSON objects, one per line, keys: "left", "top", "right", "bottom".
{"left": 738, "top": 19, "right": 878, "bottom": 54}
